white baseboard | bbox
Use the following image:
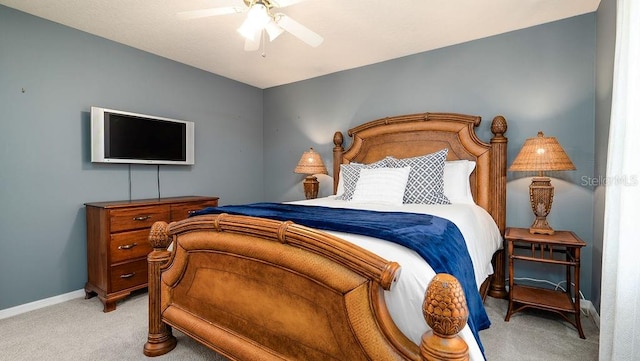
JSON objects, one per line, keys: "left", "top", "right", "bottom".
{"left": 581, "top": 299, "right": 601, "bottom": 328}
{"left": 0, "top": 289, "right": 85, "bottom": 320}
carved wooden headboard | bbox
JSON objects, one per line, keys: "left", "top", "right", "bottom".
{"left": 332, "top": 112, "right": 507, "bottom": 232}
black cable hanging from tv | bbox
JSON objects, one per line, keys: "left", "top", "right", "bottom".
{"left": 157, "top": 165, "right": 161, "bottom": 200}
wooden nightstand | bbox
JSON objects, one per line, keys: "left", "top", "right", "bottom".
{"left": 504, "top": 227, "right": 586, "bottom": 338}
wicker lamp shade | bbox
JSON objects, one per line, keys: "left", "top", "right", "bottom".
{"left": 294, "top": 148, "right": 328, "bottom": 199}
{"left": 509, "top": 132, "right": 575, "bottom": 235}
{"left": 294, "top": 148, "right": 328, "bottom": 175}
{"left": 509, "top": 132, "right": 576, "bottom": 174}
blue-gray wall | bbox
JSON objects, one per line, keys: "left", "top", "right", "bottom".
{"left": 263, "top": 14, "right": 597, "bottom": 300}
{"left": 1, "top": 4, "right": 604, "bottom": 310}
{"left": 0, "top": 5, "right": 264, "bottom": 310}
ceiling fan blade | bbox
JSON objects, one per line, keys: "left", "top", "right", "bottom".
{"left": 276, "top": 14, "right": 323, "bottom": 47}
{"left": 244, "top": 30, "right": 262, "bottom": 51}
{"left": 265, "top": 19, "right": 284, "bottom": 41}
{"left": 177, "top": 7, "right": 244, "bottom": 20}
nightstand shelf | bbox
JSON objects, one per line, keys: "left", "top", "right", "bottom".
{"left": 510, "top": 285, "right": 573, "bottom": 312}
{"left": 504, "top": 227, "right": 586, "bottom": 339}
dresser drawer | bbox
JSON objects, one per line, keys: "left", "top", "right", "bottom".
{"left": 170, "top": 200, "right": 219, "bottom": 220}
{"left": 110, "top": 205, "right": 170, "bottom": 232}
{"left": 110, "top": 229, "right": 154, "bottom": 264}
{"left": 110, "top": 259, "right": 148, "bottom": 292}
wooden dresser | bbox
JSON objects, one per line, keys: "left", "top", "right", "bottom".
{"left": 84, "top": 196, "right": 219, "bottom": 312}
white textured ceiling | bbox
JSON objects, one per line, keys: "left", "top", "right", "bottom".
{"left": 1, "top": 0, "right": 600, "bottom": 89}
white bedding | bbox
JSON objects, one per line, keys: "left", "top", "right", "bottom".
{"left": 290, "top": 196, "right": 502, "bottom": 361}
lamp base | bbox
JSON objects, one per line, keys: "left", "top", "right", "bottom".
{"left": 529, "top": 218, "right": 555, "bottom": 235}
{"left": 528, "top": 177, "right": 555, "bottom": 235}
{"left": 303, "top": 175, "right": 319, "bottom": 199}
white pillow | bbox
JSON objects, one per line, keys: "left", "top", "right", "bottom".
{"left": 351, "top": 167, "right": 411, "bottom": 205}
{"left": 335, "top": 158, "right": 391, "bottom": 200}
{"left": 443, "top": 160, "right": 476, "bottom": 204}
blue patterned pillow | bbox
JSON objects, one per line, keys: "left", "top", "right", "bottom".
{"left": 387, "top": 149, "right": 450, "bottom": 204}
{"left": 336, "top": 158, "right": 390, "bottom": 200}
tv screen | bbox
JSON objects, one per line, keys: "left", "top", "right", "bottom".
{"left": 91, "top": 107, "right": 195, "bottom": 165}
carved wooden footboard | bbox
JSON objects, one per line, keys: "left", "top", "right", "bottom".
{"left": 144, "top": 214, "right": 471, "bottom": 361}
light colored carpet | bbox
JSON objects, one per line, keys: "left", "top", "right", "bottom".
{"left": 0, "top": 291, "right": 598, "bottom": 360}
{"left": 482, "top": 297, "right": 599, "bottom": 360}
{"left": 0, "top": 291, "right": 221, "bottom": 361}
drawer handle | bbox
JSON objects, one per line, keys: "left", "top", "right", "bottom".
{"left": 133, "top": 215, "right": 151, "bottom": 221}
{"left": 118, "top": 243, "right": 138, "bottom": 250}
{"left": 120, "top": 272, "right": 136, "bottom": 279}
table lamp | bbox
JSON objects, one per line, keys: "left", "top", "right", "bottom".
{"left": 294, "top": 148, "right": 328, "bottom": 199}
{"left": 509, "top": 131, "right": 576, "bottom": 235}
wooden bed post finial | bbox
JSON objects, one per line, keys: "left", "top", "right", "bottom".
{"left": 420, "top": 273, "right": 469, "bottom": 361}
{"left": 148, "top": 221, "right": 171, "bottom": 250}
{"left": 491, "top": 115, "right": 507, "bottom": 138}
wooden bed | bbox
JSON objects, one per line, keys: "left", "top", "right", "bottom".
{"left": 143, "top": 112, "right": 508, "bottom": 360}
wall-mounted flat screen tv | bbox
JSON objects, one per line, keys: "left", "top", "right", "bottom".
{"left": 91, "top": 106, "right": 195, "bottom": 165}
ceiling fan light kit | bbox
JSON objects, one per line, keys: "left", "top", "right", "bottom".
{"left": 237, "top": 2, "right": 270, "bottom": 40}
{"left": 178, "top": 0, "right": 323, "bottom": 51}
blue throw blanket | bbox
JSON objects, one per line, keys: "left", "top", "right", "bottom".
{"left": 193, "top": 202, "right": 490, "bottom": 356}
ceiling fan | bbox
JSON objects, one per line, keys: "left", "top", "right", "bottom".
{"left": 178, "top": 0, "right": 323, "bottom": 52}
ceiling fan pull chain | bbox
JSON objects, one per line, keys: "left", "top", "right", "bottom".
{"left": 261, "top": 29, "right": 267, "bottom": 58}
